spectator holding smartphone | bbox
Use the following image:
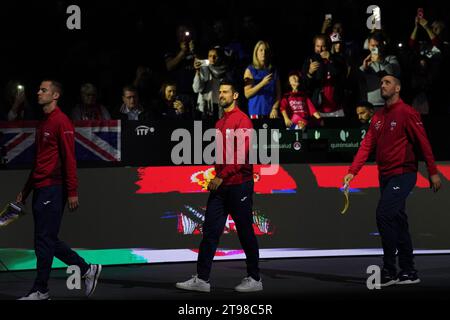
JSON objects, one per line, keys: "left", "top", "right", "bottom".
{"left": 3, "top": 81, "right": 34, "bottom": 121}
{"left": 164, "top": 25, "right": 197, "bottom": 107}
{"left": 408, "top": 10, "right": 448, "bottom": 114}
{"left": 193, "top": 47, "right": 231, "bottom": 120}
{"left": 152, "top": 82, "right": 190, "bottom": 120}
{"left": 360, "top": 32, "right": 400, "bottom": 108}
{"left": 409, "top": 8, "right": 446, "bottom": 51}
{"left": 243, "top": 41, "right": 281, "bottom": 119}
{"left": 302, "top": 34, "right": 346, "bottom": 117}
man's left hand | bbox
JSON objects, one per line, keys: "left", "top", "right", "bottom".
{"left": 68, "top": 196, "right": 79, "bottom": 212}
{"left": 208, "top": 177, "right": 223, "bottom": 192}
{"left": 430, "top": 174, "right": 442, "bottom": 193}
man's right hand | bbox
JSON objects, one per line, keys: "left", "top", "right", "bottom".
{"left": 308, "top": 60, "right": 320, "bottom": 75}
{"left": 16, "top": 191, "right": 25, "bottom": 204}
{"left": 343, "top": 173, "right": 354, "bottom": 186}
{"left": 179, "top": 41, "right": 189, "bottom": 54}
{"left": 362, "top": 54, "right": 372, "bottom": 70}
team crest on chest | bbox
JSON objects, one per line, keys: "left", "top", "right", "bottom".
{"left": 390, "top": 120, "right": 397, "bottom": 131}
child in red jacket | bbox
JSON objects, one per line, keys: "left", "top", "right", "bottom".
{"left": 280, "top": 71, "right": 321, "bottom": 129}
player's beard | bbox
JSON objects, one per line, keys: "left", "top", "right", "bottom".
{"left": 381, "top": 88, "right": 395, "bottom": 100}
{"left": 219, "top": 99, "right": 233, "bottom": 109}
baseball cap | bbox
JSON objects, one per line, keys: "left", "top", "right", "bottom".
{"left": 330, "top": 32, "right": 342, "bottom": 43}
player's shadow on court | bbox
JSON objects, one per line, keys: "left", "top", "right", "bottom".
{"left": 57, "top": 276, "right": 177, "bottom": 290}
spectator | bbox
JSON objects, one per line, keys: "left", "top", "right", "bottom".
{"left": 151, "top": 82, "right": 190, "bottom": 120}
{"left": 280, "top": 71, "right": 321, "bottom": 130}
{"left": 133, "top": 65, "right": 160, "bottom": 108}
{"left": 408, "top": 16, "right": 448, "bottom": 115}
{"left": 359, "top": 32, "right": 401, "bottom": 108}
{"left": 356, "top": 101, "right": 375, "bottom": 124}
{"left": 409, "top": 17, "right": 446, "bottom": 52}
{"left": 302, "top": 34, "right": 347, "bottom": 117}
{"left": 164, "top": 25, "right": 197, "bottom": 106}
{"left": 70, "top": 83, "right": 111, "bottom": 120}
{"left": 3, "top": 81, "right": 34, "bottom": 121}
{"left": 115, "top": 85, "right": 147, "bottom": 121}
{"left": 244, "top": 41, "right": 281, "bottom": 119}
{"left": 330, "top": 32, "right": 343, "bottom": 55}
{"left": 321, "top": 17, "right": 361, "bottom": 67}
{"left": 209, "top": 19, "right": 247, "bottom": 70}
{"left": 193, "top": 47, "right": 231, "bottom": 120}
{"left": 410, "top": 58, "right": 433, "bottom": 115}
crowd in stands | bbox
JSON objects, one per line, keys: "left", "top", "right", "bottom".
{"left": 1, "top": 9, "right": 449, "bottom": 131}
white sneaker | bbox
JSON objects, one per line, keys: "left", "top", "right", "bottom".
{"left": 18, "top": 291, "right": 50, "bottom": 300}
{"left": 234, "top": 277, "right": 263, "bottom": 292}
{"left": 83, "top": 264, "right": 102, "bottom": 297}
{"left": 176, "top": 275, "right": 211, "bottom": 292}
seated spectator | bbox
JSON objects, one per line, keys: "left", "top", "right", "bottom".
{"left": 356, "top": 101, "right": 374, "bottom": 125}
{"left": 2, "top": 81, "right": 34, "bottom": 121}
{"left": 302, "top": 34, "right": 347, "bottom": 117}
{"left": 70, "top": 83, "right": 111, "bottom": 120}
{"left": 193, "top": 46, "right": 230, "bottom": 120}
{"left": 280, "top": 71, "right": 321, "bottom": 130}
{"left": 244, "top": 40, "right": 281, "bottom": 119}
{"left": 151, "top": 82, "right": 190, "bottom": 120}
{"left": 115, "top": 85, "right": 148, "bottom": 121}
{"left": 359, "top": 32, "right": 400, "bottom": 108}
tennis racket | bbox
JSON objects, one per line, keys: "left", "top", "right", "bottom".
{"left": 341, "top": 183, "right": 350, "bottom": 214}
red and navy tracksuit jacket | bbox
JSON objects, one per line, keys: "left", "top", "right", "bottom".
{"left": 348, "top": 99, "right": 437, "bottom": 178}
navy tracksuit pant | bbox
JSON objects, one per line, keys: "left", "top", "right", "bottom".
{"left": 197, "top": 180, "right": 260, "bottom": 281}
{"left": 376, "top": 172, "right": 417, "bottom": 274}
{"left": 32, "top": 185, "right": 89, "bottom": 292}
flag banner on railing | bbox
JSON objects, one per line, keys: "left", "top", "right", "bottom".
{"left": 0, "top": 120, "right": 121, "bottom": 165}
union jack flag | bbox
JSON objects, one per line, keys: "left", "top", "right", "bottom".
{"left": 0, "top": 120, "right": 121, "bottom": 165}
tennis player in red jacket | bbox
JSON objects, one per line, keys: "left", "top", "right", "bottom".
{"left": 176, "top": 80, "right": 262, "bottom": 293}
{"left": 16, "top": 80, "right": 101, "bottom": 300}
{"left": 343, "top": 72, "right": 441, "bottom": 287}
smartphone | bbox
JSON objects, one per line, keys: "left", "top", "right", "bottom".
{"left": 370, "top": 47, "right": 379, "bottom": 55}
{"left": 200, "top": 59, "right": 210, "bottom": 67}
{"left": 325, "top": 14, "right": 332, "bottom": 20}
{"left": 17, "top": 85, "right": 24, "bottom": 93}
{"left": 183, "top": 31, "right": 191, "bottom": 42}
{"left": 417, "top": 8, "right": 424, "bottom": 19}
